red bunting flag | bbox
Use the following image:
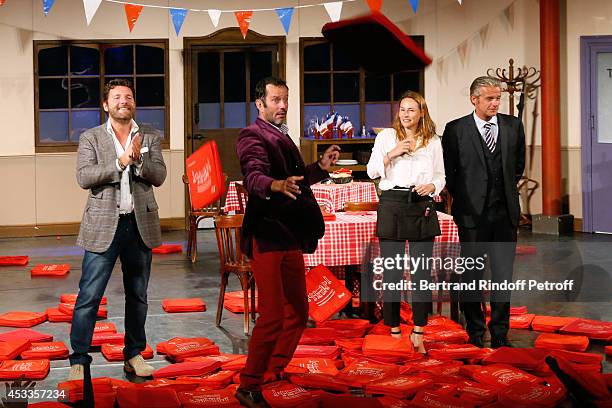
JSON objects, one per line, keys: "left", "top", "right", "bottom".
{"left": 366, "top": 0, "right": 382, "bottom": 12}
{"left": 0, "top": 1, "right": 6, "bottom": 6}
{"left": 234, "top": 11, "right": 252, "bottom": 39}
{"left": 124, "top": 4, "right": 143, "bottom": 33}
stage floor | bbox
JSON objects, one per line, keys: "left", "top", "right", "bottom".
{"left": 0, "top": 227, "right": 610, "bottom": 401}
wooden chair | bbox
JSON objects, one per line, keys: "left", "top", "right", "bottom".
{"left": 235, "top": 182, "right": 249, "bottom": 214}
{"left": 214, "top": 214, "right": 256, "bottom": 336}
{"left": 344, "top": 201, "right": 379, "bottom": 211}
{"left": 183, "top": 174, "right": 223, "bottom": 263}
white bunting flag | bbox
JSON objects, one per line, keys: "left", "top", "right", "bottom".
{"left": 324, "top": 2, "right": 343, "bottom": 23}
{"left": 208, "top": 9, "right": 221, "bottom": 28}
{"left": 83, "top": 0, "right": 102, "bottom": 25}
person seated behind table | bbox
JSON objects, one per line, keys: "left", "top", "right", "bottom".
{"left": 366, "top": 90, "right": 445, "bottom": 353}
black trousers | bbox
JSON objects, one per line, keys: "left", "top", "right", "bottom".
{"left": 457, "top": 202, "right": 517, "bottom": 341}
{"left": 380, "top": 238, "right": 434, "bottom": 327}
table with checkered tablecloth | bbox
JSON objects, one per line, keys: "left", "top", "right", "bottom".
{"left": 224, "top": 181, "right": 379, "bottom": 213}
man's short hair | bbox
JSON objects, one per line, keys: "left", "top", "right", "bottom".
{"left": 254, "top": 76, "right": 288, "bottom": 101}
{"left": 103, "top": 78, "right": 135, "bottom": 102}
{"left": 470, "top": 76, "right": 502, "bottom": 97}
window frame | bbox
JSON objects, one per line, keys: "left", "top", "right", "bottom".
{"left": 299, "top": 37, "right": 425, "bottom": 138}
{"left": 34, "top": 39, "right": 170, "bottom": 153}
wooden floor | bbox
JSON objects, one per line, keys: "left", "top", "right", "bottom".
{"left": 0, "top": 227, "right": 610, "bottom": 403}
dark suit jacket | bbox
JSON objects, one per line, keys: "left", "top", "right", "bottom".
{"left": 442, "top": 113, "right": 525, "bottom": 228}
{"left": 236, "top": 118, "right": 329, "bottom": 257}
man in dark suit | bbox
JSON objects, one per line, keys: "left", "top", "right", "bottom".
{"left": 235, "top": 76, "right": 339, "bottom": 407}
{"left": 442, "top": 76, "right": 525, "bottom": 349}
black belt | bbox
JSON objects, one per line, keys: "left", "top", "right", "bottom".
{"left": 119, "top": 212, "right": 133, "bottom": 218}
{"left": 383, "top": 188, "right": 431, "bottom": 203}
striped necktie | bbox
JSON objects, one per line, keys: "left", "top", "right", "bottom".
{"left": 483, "top": 122, "right": 496, "bottom": 152}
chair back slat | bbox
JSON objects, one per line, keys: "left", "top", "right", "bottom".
{"left": 214, "top": 214, "right": 248, "bottom": 269}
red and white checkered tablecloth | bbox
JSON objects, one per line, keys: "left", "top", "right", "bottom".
{"left": 224, "top": 181, "right": 379, "bottom": 213}
{"left": 303, "top": 211, "right": 460, "bottom": 273}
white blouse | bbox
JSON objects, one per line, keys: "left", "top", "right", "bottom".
{"left": 366, "top": 128, "right": 445, "bottom": 195}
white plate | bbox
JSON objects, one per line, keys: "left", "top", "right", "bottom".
{"left": 336, "top": 159, "right": 358, "bottom": 165}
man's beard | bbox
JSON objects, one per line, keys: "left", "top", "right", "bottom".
{"left": 109, "top": 106, "right": 134, "bottom": 123}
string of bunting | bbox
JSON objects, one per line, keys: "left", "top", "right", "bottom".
{"left": 4, "top": 0, "right": 465, "bottom": 37}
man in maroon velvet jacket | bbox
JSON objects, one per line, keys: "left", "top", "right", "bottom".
{"left": 235, "top": 76, "right": 339, "bottom": 407}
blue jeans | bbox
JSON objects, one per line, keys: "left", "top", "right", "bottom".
{"left": 69, "top": 214, "right": 152, "bottom": 365}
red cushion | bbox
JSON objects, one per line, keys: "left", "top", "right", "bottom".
{"left": 162, "top": 298, "right": 206, "bottom": 313}
{"left": 116, "top": 385, "right": 181, "bottom": 408}
{"left": 531, "top": 315, "right": 578, "bottom": 332}
{"left": 58, "top": 377, "right": 114, "bottom": 403}
{"left": 21, "top": 341, "right": 69, "bottom": 360}
{"left": 152, "top": 244, "right": 183, "bottom": 254}
{"left": 60, "top": 293, "right": 107, "bottom": 305}
{"left": 46, "top": 307, "right": 73, "bottom": 322}
{"left": 293, "top": 345, "right": 340, "bottom": 359}
{"left": 365, "top": 375, "right": 433, "bottom": 399}
{"left": 606, "top": 345, "right": 612, "bottom": 357}
{"left": 181, "top": 370, "right": 235, "bottom": 390}
{"left": 30, "top": 264, "right": 70, "bottom": 276}
{"left": 305, "top": 265, "right": 351, "bottom": 323}
{"left": 401, "top": 358, "right": 446, "bottom": 374}
{"left": 423, "top": 325, "right": 469, "bottom": 344}
{"left": 153, "top": 361, "right": 223, "bottom": 379}
{"left": 284, "top": 357, "right": 340, "bottom": 376}
{"left": 261, "top": 381, "right": 321, "bottom": 408}
{"left": 0, "top": 311, "right": 47, "bottom": 328}
{"left": 177, "top": 384, "right": 240, "bottom": 407}
{"left": 335, "top": 337, "right": 364, "bottom": 351}
{"left": 498, "top": 379, "right": 567, "bottom": 406}
{"left": 288, "top": 373, "right": 350, "bottom": 393}
{"left": 425, "top": 343, "right": 486, "bottom": 361}
{"left": 158, "top": 337, "right": 218, "bottom": 362}
{"left": 509, "top": 313, "right": 536, "bottom": 329}
{"left": 552, "top": 355, "right": 610, "bottom": 400}
{"left": 0, "top": 339, "right": 31, "bottom": 360}
{"left": 559, "top": 318, "right": 612, "bottom": 340}
{"left": 549, "top": 349, "right": 603, "bottom": 371}
{"left": 220, "top": 355, "right": 248, "bottom": 371}
{"left": 0, "top": 328, "right": 53, "bottom": 342}
{"left": 91, "top": 332, "right": 124, "bottom": 347}
{"left": 535, "top": 333, "right": 589, "bottom": 352}
{"left": 0, "top": 256, "right": 29, "bottom": 266}
{"left": 336, "top": 360, "right": 400, "bottom": 387}
{"left": 0, "top": 359, "right": 50, "bottom": 380}
{"left": 481, "top": 347, "right": 550, "bottom": 371}
{"left": 101, "top": 343, "right": 153, "bottom": 361}
{"left": 455, "top": 380, "right": 498, "bottom": 405}
{"left": 318, "top": 318, "right": 370, "bottom": 330}
{"left": 515, "top": 245, "right": 537, "bottom": 255}
{"left": 94, "top": 322, "right": 117, "bottom": 333}
{"left": 466, "top": 364, "right": 542, "bottom": 389}
{"left": 411, "top": 391, "right": 473, "bottom": 408}
{"left": 298, "top": 328, "right": 338, "bottom": 345}
{"left": 223, "top": 296, "right": 258, "bottom": 313}
{"left": 320, "top": 393, "right": 383, "bottom": 408}
{"left": 58, "top": 302, "right": 107, "bottom": 318}
{"left": 362, "top": 334, "right": 417, "bottom": 359}
{"left": 28, "top": 403, "right": 71, "bottom": 408}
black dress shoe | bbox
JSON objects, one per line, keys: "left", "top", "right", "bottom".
{"left": 491, "top": 337, "right": 513, "bottom": 349}
{"left": 468, "top": 336, "right": 484, "bottom": 348}
{"left": 235, "top": 389, "right": 270, "bottom": 408}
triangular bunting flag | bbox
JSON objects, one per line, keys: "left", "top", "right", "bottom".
{"left": 324, "top": 2, "right": 343, "bottom": 23}
{"left": 479, "top": 24, "right": 490, "bottom": 47}
{"left": 208, "top": 9, "right": 221, "bottom": 28}
{"left": 457, "top": 0, "right": 462, "bottom": 4}
{"left": 42, "top": 0, "right": 56, "bottom": 16}
{"left": 234, "top": 11, "right": 253, "bottom": 39}
{"left": 83, "top": 0, "right": 102, "bottom": 25}
{"left": 409, "top": 0, "right": 419, "bottom": 13}
{"left": 124, "top": 4, "right": 143, "bottom": 32}
{"left": 457, "top": 40, "right": 469, "bottom": 66}
{"left": 0, "top": 0, "right": 6, "bottom": 6}
{"left": 366, "top": 0, "right": 382, "bottom": 12}
{"left": 275, "top": 7, "right": 294, "bottom": 35}
{"left": 170, "top": 8, "right": 188, "bottom": 36}
{"left": 503, "top": 2, "right": 515, "bottom": 29}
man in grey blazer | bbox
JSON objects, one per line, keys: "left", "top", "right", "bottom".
{"left": 69, "top": 79, "right": 166, "bottom": 380}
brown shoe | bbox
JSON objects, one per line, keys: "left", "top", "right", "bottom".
{"left": 124, "top": 355, "right": 154, "bottom": 377}
{"left": 235, "top": 388, "right": 270, "bottom": 408}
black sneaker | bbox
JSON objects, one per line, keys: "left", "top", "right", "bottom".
{"left": 491, "top": 337, "right": 513, "bottom": 349}
{"left": 468, "top": 336, "right": 484, "bottom": 348}
{"left": 235, "top": 388, "right": 270, "bottom": 408}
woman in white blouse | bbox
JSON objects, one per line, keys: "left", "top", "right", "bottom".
{"left": 367, "top": 91, "right": 445, "bottom": 353}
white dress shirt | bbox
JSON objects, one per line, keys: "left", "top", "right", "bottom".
{"left": 367, "top": 128, "right": 445, "bottom": 195}
{"left": 473, "top": 111, "right": 499, "bottom": 144}
{"left": 107, "top": 119, "right": 143, "bottom": 214}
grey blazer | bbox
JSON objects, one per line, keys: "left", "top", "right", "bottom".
{"left": 76, "top": 124, "right": 167, "bottom": 253}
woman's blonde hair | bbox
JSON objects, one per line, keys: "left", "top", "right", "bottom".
{"left": 392, "top": 91, "right": 436, "bottom": 149}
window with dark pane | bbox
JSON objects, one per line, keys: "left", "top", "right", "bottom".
{"left": 250, "top": 51, "right": 273, "bottom": 100}
{"left": 224, "top": 52, "right": 246, "bottom": 103}
{"left": 104, "top": 45, "right": 134, "bottom": 76}
{"left": 333, "top": 73, "right": 359, "bottom": 102}
{"left": 70, "top": 46, "right": 99, "bottom": 76}
{"left": 393, "top": 71, "right": 421, "bottom": 100}
{"left": 39, "top": 79, "right": 69, "bottom": 109}
{"left": 136, "top": 77, "right": 165, "bottom": 107}
{"left": 38, "top": 46, "right": 68, "bottom": 76}
{"left": 198, "top": 52, "right": 220, "bottom": 103}
{"left": 365, "top": 73, "right": 391, "bottom": 102}
{"left": 332, "top": 44, "right": 359, "bottom": 71}
{"left": 304, "top": 73, "right": 330, "bottom": 103}
{"left": 136, "top": 45, "right": 164, "bottom": 75}
{"left": 71, "top": 78, "right": 100, "bottom": 109}
{"left": 304, "top": 42, "right": 330, "bottom": 71}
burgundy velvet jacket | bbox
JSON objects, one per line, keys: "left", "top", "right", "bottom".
{"left": 236, "top": 118, "right": 328, "bottom": 257}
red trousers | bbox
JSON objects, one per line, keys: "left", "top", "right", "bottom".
{"left": 239, "top": 240, "right": 309, "bottom": 391}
